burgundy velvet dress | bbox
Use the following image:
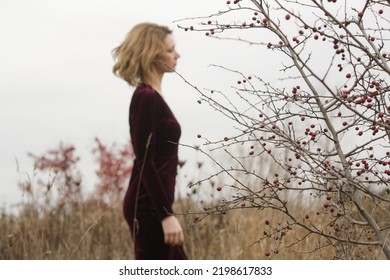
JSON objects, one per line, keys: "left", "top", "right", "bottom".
{"left": 123, "top": 84, "right": 187, "bottom": 260}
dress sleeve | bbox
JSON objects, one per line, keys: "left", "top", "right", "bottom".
{"left": 130, "top": 89, "right": 173, "bottom": 221}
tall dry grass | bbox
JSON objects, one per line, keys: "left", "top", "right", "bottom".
{"left": 0, "top": 196, "right": 384, "bottom": 260}
{"left": 0, "top": 203, "right": 132, "bottom": 260}
{"left": 178, "top": 198, "right": 382, "bottom": 260}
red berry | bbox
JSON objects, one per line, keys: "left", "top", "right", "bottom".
{"left": 379, "top": 9, "right": 383, "bottom": 15}
{"left": 217, "top": 186, "right": 222, "bottom": 191}
{"left": 285, "top": 14, "right": 291, "bottom": 20}
{"left": 358, "top": 11, "right": 364, "bottom": 17}
{"left": 346, "top": 73, "right": 351, "bottom": 78}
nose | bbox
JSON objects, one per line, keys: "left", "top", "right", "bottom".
{"left": 175, "top": 51, "right": 180, "bottom": 59}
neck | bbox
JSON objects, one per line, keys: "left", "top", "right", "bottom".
{"left": 145, "top": 71, "right": 163, "bottom": 95}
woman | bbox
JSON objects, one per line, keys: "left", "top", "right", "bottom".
{"left": 112, "top": 23, "right": 187, "bottom": 260}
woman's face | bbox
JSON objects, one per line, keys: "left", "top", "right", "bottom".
{"left": 155, "top": 34, "right": 180, "bottom": 74}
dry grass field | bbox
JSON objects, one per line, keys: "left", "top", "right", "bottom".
{"left": 0, "top": 195, "right": 384, "bottom": 260}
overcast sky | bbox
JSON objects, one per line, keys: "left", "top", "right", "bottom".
{"left": 0, "top": 0, "right": 271, "bottom": 208}
{"left": 3, "top": 0, "right": 355, "bottom": 210}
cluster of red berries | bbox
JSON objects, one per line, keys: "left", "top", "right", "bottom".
{"left": 226, "top": 0, "right": 242, "bottom": 5}
{"left": 183, "top": 26, "right": 194, "bottom": 32}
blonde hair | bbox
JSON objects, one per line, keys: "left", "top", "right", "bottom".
{"left": 112, "top": 22, "right": 172, "bottom": 86}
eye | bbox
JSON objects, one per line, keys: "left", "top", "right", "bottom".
{"left": 167, "top": 46, "right": 176, "bottom": 53}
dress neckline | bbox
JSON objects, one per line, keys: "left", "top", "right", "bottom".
{"left": 140, "top": 83, "right": 164, "bottom": 99}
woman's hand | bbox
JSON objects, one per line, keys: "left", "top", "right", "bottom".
{"left": 161, "top": 216, "right": 184, "bottom": 246}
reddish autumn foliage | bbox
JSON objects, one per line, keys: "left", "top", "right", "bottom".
{"left": 18, "top": 138, "right": 134, "bottom": 211}
{"left": 29, "top": 143, "right": 80, "bottom": 173}
{"left": 91, "top": 138, "right": 134, "bottom": 208}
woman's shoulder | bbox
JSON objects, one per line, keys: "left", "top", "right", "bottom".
{"left": 131, "top": 84, "right": 161, "bottom": 107}
{"left": 134, "top": 84, "right": 158, "bottom": 97}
